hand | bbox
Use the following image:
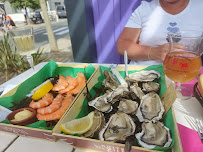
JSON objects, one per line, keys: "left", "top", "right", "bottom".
{"left": 150, "top": 43, "right": 187, "bottom": 61}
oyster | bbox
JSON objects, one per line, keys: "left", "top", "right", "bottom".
{"left": 126, "top": 70, "right": 160, "bottom": 82}
{"left": 82, "top": 110, "right": 105, "bottom": 138}
{"left": 99, "top": 112, "right": 136, "bottom": 142}
{"left": 136, "top": 92, "right": 164, "bottom": 122}
{"left": 102, "top": 71, "right": 119, "bottom": 90}
{"left": 106, "top": 87, "right": 129, "bottom": 104}
{"left": 136, "top": 122, "right": 172, "bottom": 149}
{"left": 142, "top": 82, "right": 160, "bottom": 93}
{"left": 130, "top": 83, "right": 145, "bottom": 100}
{"left": 88, "top": 93, "right": 112, "bottom": 113}
{"left": 118, "top": 99, "right": 138, "bottom": 115}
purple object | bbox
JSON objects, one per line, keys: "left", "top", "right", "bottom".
{"left": 85, "top": 0, "right": 152, "bottom": 64}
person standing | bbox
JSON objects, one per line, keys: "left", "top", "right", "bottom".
{"left": 22, "top": 7, "right": 28, "bottom": 24}
{"left": 0, "top": 10, "right": 9, "bottom": 33}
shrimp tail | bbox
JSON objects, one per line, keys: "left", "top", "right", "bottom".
{"left": 52, "top": 75, "right": 69, "bottom": 91}
{"left": 58, "top": 76, "right": 78, "bottom": 94}
{"left": 29, "top": 93, "right": 54, "bottom": 109}
{"left": 69, "top": 72, "right": 86, "bottom": 95}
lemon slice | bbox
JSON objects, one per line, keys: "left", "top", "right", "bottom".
{"left": 60, "top": 111, "right": 94, "bottom": 135}
{"left": 31, "top": 79, "right": 53, "bottom": 100}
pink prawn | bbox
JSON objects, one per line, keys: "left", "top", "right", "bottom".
{"left": 37, "top": 94, "right": 64, "bottom": 115}
{"left": 29, "top": 93, "right": 54, "bottom": 109}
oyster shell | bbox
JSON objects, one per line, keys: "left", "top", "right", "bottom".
{"left": 102, "top": 71, "right": 119, "bottom": 90}
{"left": 130, "top": 83, "right": 145, "bottom": 100}
{"left": 118, "top": 99, "right": 138, "bottom": 115}
{"left": 99, "top": 112, "right": 136, "bottom": 142}
{"left": 136, "top": 92, "right": 164, "bottom": 122}
{"left": 136, "top": 122, "right": 172, "bottom": 149}
{"left": 106, "top": 87, "right": 129, "bottom": 104}
{"left": 142, "top": 82, "right": 160, "bottom": 93}
{"left": 126, "top": 70, "right": 160, "bottom": 82}
{"left": 88, "top": 93, "right": 112, "bottom": 113}
{"left": 82, "top": 110, "right": 105, "bottom": 138}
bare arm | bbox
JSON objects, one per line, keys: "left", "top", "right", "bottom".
{"left": 117, "top": 27, "right": 151, "bottom": 61}
{"left": 117, "top": 27, "right": 178, "bottom": 62}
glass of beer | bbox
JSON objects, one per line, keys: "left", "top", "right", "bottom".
{"left": 163, "top": 30, "right": 203, "bottom": 100}
{"left": 9, "top": 27, "right": 35, "bottom": 70}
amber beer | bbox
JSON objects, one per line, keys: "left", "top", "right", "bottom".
{"left": 13, "top": 35, "right": 34, "bottom": 53}
{"left": 163, "top": 51, "right": 202, "bottom": 83}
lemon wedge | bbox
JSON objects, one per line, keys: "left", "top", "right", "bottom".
{"left": 31, "top": 79, "right": 53, "bottom": 100}
{"left": 60, "top": 111, "right": 95, "bottom": 135}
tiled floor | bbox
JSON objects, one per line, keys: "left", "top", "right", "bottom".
{"left": 5, "top": 136, "right": 74, "bottom": 152}
{"left": 0, "top": 131, "right": 18, "bottom": 152}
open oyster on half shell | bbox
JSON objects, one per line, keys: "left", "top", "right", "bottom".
{"left": 102, "top": 71, "right": 119, "bottom": 90}
{"left": 136, "top": 92, "right": 165, "bottom": 122}
{"left": 142, "top": 81, "right": 160, "bottom": 93}
{"left": 88, "top": 93, "right": 112, "bottom": 113}
{"left": 136, "top": 122, "right": 172, "bottom": 149}
{"left": 118, "top": 99, "right": 139, "bottom": 115}
{"left": 130, "top": 83, "right": 145, "bottom": 100}
{"left": 99, "top": 112, "right": 136, "bottom": 142}
{"left": 106, "top": 87, "right": 129, "bottom": 104}
{"left": 125, "top": 70, "right": 160, "bottom": 82}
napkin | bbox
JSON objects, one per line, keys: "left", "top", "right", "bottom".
{"left": 0, "top": 84, "right": 17, "bottom": 97}
{"left": 0, "top": 105, "right": 12, "bottom": 121}
{"left": 178, "top": 124, "right": 203, "bottom": 152}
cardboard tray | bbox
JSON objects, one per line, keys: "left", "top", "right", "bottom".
{"left": 53, "top": 65, "right": 183, "bottom": 152}
{"left": 0, "top": 63, "right": 99, "bottom": 141}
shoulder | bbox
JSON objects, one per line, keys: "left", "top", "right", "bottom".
{"left": 139, "top": 0, "right": 157, "bottom": 9}
{"left": 190, "top": 0, "right": 203, "bottom": 8}
{"left": 132, "top": 0, "right": 157, "bottom": 15}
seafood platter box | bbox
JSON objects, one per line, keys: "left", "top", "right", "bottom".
{"left": 53, "top": 64, "right": 183, "bottom": 152}
{"left": 0, "top": 60, "right": 99, "bottom": 141}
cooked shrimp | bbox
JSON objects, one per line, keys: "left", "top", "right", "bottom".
{"left": 52, "top": 75, "right": 69, "bottom": 91}
{"left": 37, "top": 94, "right": 74, "bottom": 121}
{"left": 29, "top": 93, "right": 54, "bottom": 109}
{"left": 37, "top": 94, "right": 64, "bottom": 115}
{"left": 69, "top": 72, "right": 86, "bottom": 95}
{"left": 58, "top": 76, "right": 78, "bottom": 94}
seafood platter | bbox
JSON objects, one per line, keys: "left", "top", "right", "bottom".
{"left": 0, "top": 60, "right": 98, "bottom": 141}
{"left": 53, "top": 64, "right": 182, "bottom": 152}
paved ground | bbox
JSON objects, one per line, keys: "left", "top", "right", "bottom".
{"left": 0, "top": 20, "right": 74, "bottom": 85}
{"left": 42, "top": 36, "right": 74, "bottom": 63}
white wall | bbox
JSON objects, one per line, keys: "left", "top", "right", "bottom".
{"left": 8, "top": 13, "right": 25, "bottom": 22}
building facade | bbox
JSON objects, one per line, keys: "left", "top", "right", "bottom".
{"left": 48, "top": 0, "right": 64, "bottom": 11}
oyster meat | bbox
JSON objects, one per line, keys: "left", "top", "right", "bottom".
{"left": 136, "top": 122, "right": 172, "bottom": 149}
{"left": 102, "top": 71, "right": 120, "bottom": 90}
{"left": 99, "top": 112, "right": 136, "bottom": 142}
{"left": 82, "top": 110, "right": 105, "bottom": 138}
{"left": 136, "top": 92, "right": 164, "bottom": 122}
{"left": 88, "top": 93, "right": 112, "bottom": 113}
{"left": 126, "top": 70, "right": 160, "bottom": 82}
{"left": 142, "top": 81, "right": 160, "bottom": 93}
{"left": 118, "top": 99, "right": 138, "bottom": 115}
{"left": 106, "top": 87, "right": 129, "bottom": 104}
{"left": 130, "top": 83, "right": 145, "bottom": 100}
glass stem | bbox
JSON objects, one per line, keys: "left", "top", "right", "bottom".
{"left": 175, "top": 82, "right": 181, "bottom": 91}
{"left": 26, "top": 55, "right": 34, "bottom": 70}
